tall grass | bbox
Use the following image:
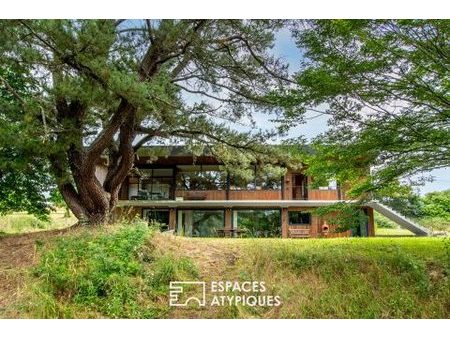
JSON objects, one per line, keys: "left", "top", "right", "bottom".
{"left": 0, "top": 210, "right": 76, "bottom": 235}
{"left": 24, "top": 221, "right": 198, "bottom": 318}
{"left": 232, "top": 238, "right": 449, "bottom": 318}
{"left": 16, "top": 224, "right": 450, "bottom": 319}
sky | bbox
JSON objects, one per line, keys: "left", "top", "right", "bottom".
{"left": 267, "top": 28, "right": 450, "bottom": 196}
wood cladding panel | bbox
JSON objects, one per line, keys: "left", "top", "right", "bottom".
{"left": 175, "top": 190, "right": 282, "bottom": 200}
{"left": 229, "top": 190, "right": 282, "bottom": 200}
{"left": 175, "top": 190, "right": 226, "bottom": 200}
{"left": 308, "top": 189, "right": 339, "bottom": 200}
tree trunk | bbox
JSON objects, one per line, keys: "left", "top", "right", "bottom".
{"left": 51, "top": 99, "right": 137, "bottom": 227}
{"left": 59, "top": 161, "right": 132, "bottom": 226}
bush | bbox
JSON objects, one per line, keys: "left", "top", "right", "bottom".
{"left": 419, "top": 217, "right": 450, "bottom": 232}
{"left": 27, "top": 220, "right": 200, "bottom": 318}
{"left": 422, "top": 190, "right": 450, "bottom": 220}
{"left": 375, "top": 213, "right": 397, "bottom": 229}
{"left": 33, "top": 222, "right": 151, "bottom": 317}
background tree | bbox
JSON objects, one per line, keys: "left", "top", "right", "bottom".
{"left": 290, "top": 20, "right": 450, "bottom": 198}
{"left": 0, "top": 20, "right": 296, "bottom": 225}
{"left": 0, "top": 66, "right": 54, "bottom": 219}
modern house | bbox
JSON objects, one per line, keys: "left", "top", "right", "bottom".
{"left": 103, "top": 146, "right": 429, "bottom": 238}
{"left": 95, "top": 146, "right": 370, "bottom": 238}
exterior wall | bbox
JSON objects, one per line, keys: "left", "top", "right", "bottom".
{"left": 283, "top": 170, "right": 293, "bottom": 200}
{"left": 116, "top": 163, "right": 344, "bottom": 202}
{"left": 306, "top": 177, "right": 340, "bottom": 201}
{"left": 229, "top": 190, "right": 282, "bottom": 200}
{"left": 175, "top": 190, "right": 227, "bottom": 200}
{"left": 224, "top": 208, "right": 233, "bottom": 231}
{"left": 281, "top": 208, "right": 289, "bottom": 237}
{"left": 169, "top": 208, "right": 176, "bottom": 230}
{"left": 308, "top": 189, "right": 340, "bottom": 200}
{"left": 286, "top": 207, "right": 321, "bottom": 238}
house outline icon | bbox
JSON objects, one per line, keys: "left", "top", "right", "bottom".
{"left": 169, "top": 281, "right": 207, "bottom": 307}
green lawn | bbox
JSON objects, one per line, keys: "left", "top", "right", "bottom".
{"left": 4, "top": 222, "right": 447, "bottom": 319}
{"left": 376, "top": 227, "right": 416, "bottom": 236}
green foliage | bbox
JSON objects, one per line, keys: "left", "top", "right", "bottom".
{"left": 314, "top": 202, "right": 368, "bottom": 234}
{"left": 378, "top": 189, "right": 425, "bottom": 218}
{"left": 149, "top": 255, "right": 199, "bottom": 291}
{"left": 27, "top": 221, "right": 199, "bottom": 318}
{"left": 375, "top": 213, "right": 397, "bottom": 229}
{"left": 0, "top": 66, "right": 54, "bottom": 219}
{"left": 290, "top": 20, "right": 450, "bottom": 197}
{"left": 0, "top": 20, "right": 299, "bottom": 222}
{"left": 10, "top": 233, "right": 450, "bottom": 318}
{"left": 0, "top": 210, "right": 76, "bottom": 235}
{"left": 33, "top": 223, "right": 151, "bottom": 318}
{"left": 422, "top": 190, "right": 450, "bottom": 220}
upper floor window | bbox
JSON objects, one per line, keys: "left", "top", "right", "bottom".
{"left": 230, "top": 166, "right": 282, "bottom": 191}
{"left": 177, "top": 170, "right": 227, "bottom": 190}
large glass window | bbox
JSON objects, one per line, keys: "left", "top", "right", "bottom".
{"left": 141, "top": 177, "right": 172, "bottom": 199}
{"left": 236, "top": 209, "right": 281, "bottom": 237}
{"left": 288, "top": 211, "right": 311, "bottom": 225}
{"left": 177, "top": 210, "right": 224, "bottom": 237}
{"left": 177, "top": 171, "right": 227, "bottom": 190}
{"left": 143, "top": 209, "right": 170, "bottom": 231}
{"left": 230, "top": 167, "right": 282, "bottom": 191}
{"left": 130, "top": 168, "right": 174, "bottom": 200}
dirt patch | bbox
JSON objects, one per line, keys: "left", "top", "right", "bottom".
{"left": 152, "top": 234, "right": 240, "bottom": 280}
{"left": 152, "top": 234, "right": 243, "bottom": 318}
{"left": 0, "top": 226, "right": 78, "bottom": 317}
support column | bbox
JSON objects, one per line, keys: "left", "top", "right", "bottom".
{"left": 281, "top": 208, "right": 289, "bottom": 238}
{"left": 367, "top": 207, "right": 375, "bottom": 237}
{"left": 224, "top": 208, "right": 232, "bottom": 237}
{"left": 310, "top": 214, "right": 320, "bottom": 238}
{"left": 168, "top": 208, "right": 176, "bottom": 230}
{"left": 232, "top": 210, "right": 238, "bottom": 230}
{"left": 283, "top": 170, "right": 293, "bottom": 200}
{"left": 177, "top": 210, "right": 183, "bottom": 234}
{"left": 226, "top": 172, "right": 230, "bottom": 200}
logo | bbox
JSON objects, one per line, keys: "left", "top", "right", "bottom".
{"left": 169, "top": 281, "right": 281, "bottom": 308}
{"left": 169, "top": 281, "right": 206, "bottom": 307}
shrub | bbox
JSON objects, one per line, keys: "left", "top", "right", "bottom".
{"left": 375, "top": 213, "right": 397, "bottom": 229}
{"left": 31, "top": 222, "right": 156, "bottom": 318}
{"left": 27, "top": 221, "right": 200, "bottom": 318}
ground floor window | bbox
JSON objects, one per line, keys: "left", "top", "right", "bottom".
{"left": 143, "top": 209, "right": 170, "bottom": 231}
{"left": 235, "top": 209, "right": 281, "bottom": 238}
{"left": 177, "top": 209, "right": 224, "bottom": 237}
{"left": 288, "top": 211, "right": 311, "bottom": 226}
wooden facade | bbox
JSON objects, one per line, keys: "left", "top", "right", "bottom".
{"left": 110, "top": 150, "right": 375, "bottom": 238}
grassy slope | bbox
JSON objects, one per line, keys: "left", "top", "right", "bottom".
{"left": 1, "top": 223, "right": 448, "bottom": 319}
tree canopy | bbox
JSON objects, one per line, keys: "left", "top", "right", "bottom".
{"left": 0, "top": 66, "right": 54, "bottom": 218}
{"left": 0, "top": 20, "right": 297, "bottom": 224}
{"left": 290, "top": 20, "right": 450, "bottom": 197}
